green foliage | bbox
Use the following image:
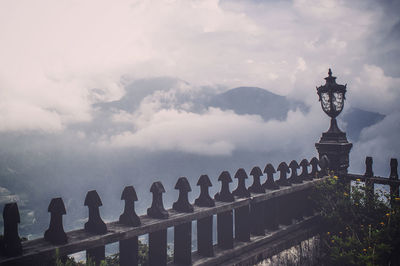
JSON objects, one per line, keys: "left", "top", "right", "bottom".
{"left": 55, "top": 248, "right": 84, "bottom": 266}
{"left": 138, "top": 240, "right": 149, "bottom": 265}
{"left": 313, "top": 176, "right": 400, "bottom": 265}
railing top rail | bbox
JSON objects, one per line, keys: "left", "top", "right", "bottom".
{"left": 345, "top": 173, "right": 400, "bottom": 186}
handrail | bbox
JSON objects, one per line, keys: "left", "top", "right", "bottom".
{"left": 1, "top": 156, "right": 397, "bottom": 266}
{"left": 0, "top": 158, "right": 324, "bottom": 265}
{"left": 0, "top": 178, "right": 323, "bottom": 265}
{"left": 344, "top": 174, "right": 400, "bottom": 186}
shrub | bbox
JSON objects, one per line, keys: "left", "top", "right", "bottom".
{"left": 313, "top": 176, "right": 400, "bottom": 265}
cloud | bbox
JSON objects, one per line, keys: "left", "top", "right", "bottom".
{"left": 350, "top": 111, "right": 400, "bottom": 176}
{"left": 0, "top": 186, "right": 20, "bottom": 205}
{"left": 349, "top": 64, "right": 400, "bottom": 114}
{"left": 100, "top": 83, "right": 326, "bottom": 156}
{"left": 0, "top": 0, "right": 398, "bottom": 178}
{"left": 0, "top": 101, "right": 63, "bottom": 132}
{"left": 1, "top": 0, "right": 399, "bottom": 133}
{"left": 0, "top": 0, "right": 259, "bottom": 132}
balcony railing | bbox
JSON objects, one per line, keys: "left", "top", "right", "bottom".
{"left": 1, "top": 156, "right": 398, "bottom": 266}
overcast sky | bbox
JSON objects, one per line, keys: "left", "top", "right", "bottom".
{"left": 0, "top": 0, "right": 399, "bottom": 175}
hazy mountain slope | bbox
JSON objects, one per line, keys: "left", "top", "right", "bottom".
{"left": 209, "top": 87, "right": 385, "bottom": 141}
{"left": 342, "top": 108, "right": 385, "bottom": 142}
{"left": 208, "top": 87, "right": 307, "bottom": 121}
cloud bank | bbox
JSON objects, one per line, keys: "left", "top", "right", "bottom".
{"left": 0, "top": 0, "right": 399, "bottom": 130}
{"left": 0, "top": 0, "right": 399, "bottom": 172}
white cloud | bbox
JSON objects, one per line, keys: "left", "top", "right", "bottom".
{"left": 0, "top": 0, "right": 396, "bottom": 133}
{"left": 112, "top": 110, "right": 137, "bottom": 124}
{"left": 350, "top": 111, "right": 400, "bottom": 176}
{"left": 101, "top": 91, "right": 326, "bottom": 156}
{"left": 0, "top": 186, "right": 20, "bottom": 205}
{"left": 349, "top": 64, "right": 400, "bottom": 114}
{"left": 0, "top": 101, "right": 63, "bottom": 132}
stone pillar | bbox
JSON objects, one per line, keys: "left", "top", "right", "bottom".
{"left": 315, "top": 118, "right": 352, "bottom": 175}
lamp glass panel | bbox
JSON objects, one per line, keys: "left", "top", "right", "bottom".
{"left": 321, "top": 92, "right": 331, "bottom": 112}
{"left": 333, "top": 92, "right": 344, "bottom": 112}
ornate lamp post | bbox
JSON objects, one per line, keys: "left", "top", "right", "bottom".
{"left": 315, "top": 69, "right": 352, "bottom": 174}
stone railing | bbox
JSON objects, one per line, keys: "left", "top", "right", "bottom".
{"left": 0, "top": 157, "right": 324, "bottom": 266}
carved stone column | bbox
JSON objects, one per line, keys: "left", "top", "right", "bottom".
{"left": 315, "top": 120, "right": 352, "bottom": 175}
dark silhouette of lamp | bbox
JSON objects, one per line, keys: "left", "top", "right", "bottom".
{"left": 316, "top": 68, "right": 347, "bottom": 140}
{"left": 315, "top": 69, "right": 352, "bottom": 174}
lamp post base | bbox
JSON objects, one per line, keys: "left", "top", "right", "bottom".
{"left": 315, "top": 141, "right": 352, "bottom": 175}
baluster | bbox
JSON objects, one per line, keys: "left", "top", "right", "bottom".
{"left": 263, "top": 164, "right": 279, "bottom": 231}
{"left": 173, "top": 177, "right": 194, "bottom": 213}
{"left": 120, "top": 238, "right": 138, "bottom": 266}
{"left": 303, "top": 187, "right": 314, "bottom": 217}
{"left": 277, "top": 194, "right": 292, "bottom": 226}
{"left": 44, "top": 198, "right": 67, "bottom": 245}
{"left": 299, "top": 159, "right": 312, "bottom": 181}
{"left": 365, "top": 157, "right": 374, "bottom": 208}
{"left": 264, "top": 197, "right": 279, "bottom": 231}
{"left": 294, "top": 190, "right": 305, "bottom": 222}
{"left": 390, "top": 158, "right": 399, "bottom": 180}
{"left": 119, "top": 186, "right": 140, "bottom": 266}
{"left": 263, "top": 164, "right": 279, "bottom": 190}
{"left": 235, "top": 205, "right": 251, "bottom": 241}
{"left": 249, "top": 167, "right": 266, "bottom": 236}
{"left": 147, "top": 182, "right": 168, "bottom": 266}
{"left": 215, "top": 171, "right": 234, "bottom": 250}
{"left": 147, "top": 182, "right": 168, "bottom": 219}
{"left": 2, "top": 203, "right": 22, "bottom": 257}
{"left": 149, "top": 229, "right": 167, "bottom": 266}
{"left": 173, "top": 177, "right": 193, "bottom": 265}
{"left": 41, "top": 198, "right": 68, "bottom": 265}
{"left": 84, "top": 190, "right": 107, "bottom": 265}
{"left": 288, "top": 160, "right": 302, "bottom": 184}
{"left": 296, "top": 191, "right": 306, "bottom": 221}
{"left": 249, "top": 166, "right": 265, "bottom": 194}
{"left": 197, "top": 216, "right": 214, "bottom": 257}
{"left": 275, "top": 162, "right": 292, "bottom": 225}
{"left": 365, "top": 156, "right": 374, "bottom": 177}
{"left": 119, "top": 186, "right": 141, "bottom": 226}
{"left": 195, "top": 175, "right": 214, "bottom": 257}
{"left": 389, "top": 158, "right": 399, "bottom": 206}
{"left": 289, "top": 160, "right": 305, "bottom": 221}
{"left": 299, "top": 159, "right": 313, "bottom": 217}
{"left": 214, "top": 171, "right": 234, "bottom": 202}
{"left": 249, "top": 200, "right": 264, "bottom": 236}
{"left": 309, "top": 157, "right": 320, "bottom": 179}
{"left": 195, "top": 175, "right": 215, "bottom": 207}
{"left": 232, "top": 169, "right": 251, "bottom": 242}
{"left": 174, "top": 222, "right": 192, "bottom": 265}
{"left": 232, "top": 168, "right": 250, "bottom": 198}
{"left": 276, "top": 162, "right": 291, "bottom": 187}
{"left": 217, "top": 211, "right": 233, "bottom": 249}
{"left": 84, "top": 190, "right": 107, "bottom": 234}
{"left": 86, "top": 246, "right": 105, "bottom": 265}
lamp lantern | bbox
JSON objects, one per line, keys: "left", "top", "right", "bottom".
{"left": 315, "top": 69, "right": 352, "bottom": 175}
{"left": 317, "top": 68, "right": 347, "bottom": 136}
